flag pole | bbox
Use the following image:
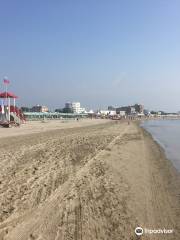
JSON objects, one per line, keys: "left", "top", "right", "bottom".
{"left": 8, "top": 97, "right": 10, "bottom": 122}
{"left": 3, "top": 77, "right": 10, "bottom": 123}
{"left": 6, "top": 84, "right": 8, "bottom": 106}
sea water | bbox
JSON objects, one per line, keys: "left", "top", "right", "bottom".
{"left": 141, "top": 120, "right": 180, "bottom": 172}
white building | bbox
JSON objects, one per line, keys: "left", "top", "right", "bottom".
{"left": 108, "top": 110, "right": 116, "bottom": 116}
{"left": 72, "top": 102, "right": 81, "bottom": 113}
{"left": 99, "top": 110, "right": 109, "bottom": 115}
{"left": 119, "top": 111, "right": 126, "bottom": 116}
{"left": 31, "top": 105, "right": 49, "bottom": 112}
{"left": 65, "top": 102, "right": 86, "bottom": 114}
{"left": 130, "top": 107, "right": 136, "bottom": 114}
{"left": 99, "top": 110, "right": 116, "bottom": 116}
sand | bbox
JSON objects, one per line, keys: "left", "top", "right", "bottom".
{"left": 0, "top": 119, "right": 109, "bottom": 138}
{"left": 0, "top": 120, "right": 179, "bottom": 240}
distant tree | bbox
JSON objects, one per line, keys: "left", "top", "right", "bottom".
{"left": 55, "top": 108, "right": 63, "bottom": 113}
{"left": 159, "top": 111, "right": 167, "bottom": 115}
{"left": 108, "top": 106, "right": 116, "bottom": 111}
{"left": 63, "top": 107, "right": 73, "bottom": 113}
{"left": 150, "top": 111, "right": 158, "bottom": 115}
{"left": 21, "top": 107, "right": 31, "bottom": 112}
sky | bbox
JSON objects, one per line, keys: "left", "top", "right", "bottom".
{"left": 0, "top": 0, "right": 180, "bottom": 111}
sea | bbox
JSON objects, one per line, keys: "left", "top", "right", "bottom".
{"left": 141, "top": 119, "right": 180, "bottom": 172}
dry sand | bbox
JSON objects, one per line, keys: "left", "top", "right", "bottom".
{"left": 0, "top": 120, "right": 179, "bottom": 240}
{"left": 0, "top": 119, "right": 109, "bottom": 138}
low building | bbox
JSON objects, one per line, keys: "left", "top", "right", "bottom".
{"left": 116, "top": 104, "right": 144, "bottom": 115}
{"left": 98, "top": 110, "right": 116, "bottom": 116}
{"left": 99, "top": 110, "right": 109, "bottom": 115}
{"left": 119, "top": 111, "right": 126, "bottom": 116}
{"left": 31, "top": 105, "right": 48, "bottom": 112}
{"left": 116, "top": 106, "right": 130, "bottom": 114}
{"left": 108, "top": 110, "right": 116, "bottom": 116}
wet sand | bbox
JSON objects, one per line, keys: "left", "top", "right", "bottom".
{"left": 0, "top": 120, "right": 179, "bottom": 239}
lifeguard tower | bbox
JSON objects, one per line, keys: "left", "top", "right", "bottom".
{"left": 0, "top": 79, "right": 25, "bottom": 127}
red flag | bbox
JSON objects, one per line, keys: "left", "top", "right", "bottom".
{"left": 3, "top": 78, "right": 10, "bottom": 84}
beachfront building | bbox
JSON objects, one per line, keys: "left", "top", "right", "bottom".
{"left": 134, "top": 104, "right": 144, "bottom": 114}
{"left": 116, "top": 104, "right": 144, "bottom": 115}
{"left": 31, "top": 105, "right": 49, "bottom": 112}
{"left": 97, "top": 110, "right": 116, "bottom": 116}
{"left": 65, "top": 102, "right": 72, "bottom": 109}
{"left": 65, "top": 102, "right": 86, "bottom": 114}
{"left": 116, "top": 106, "right": 130, "bottom": 115}
{"left": 108, "top": 110, "right": 116, "bottom": 116}
{"left": 119, "top": 111, "right": 126, "bottom": 116}
{"left": 72, "top": 102, "right": 81, "bottom": 113}
{"left": 99, "top": 110, "right": 109, "bottom": 115}
{"left": 130, "top": 107, "right": 136, "bottom": 114}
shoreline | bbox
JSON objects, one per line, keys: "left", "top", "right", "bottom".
{"left": 140, "top": 121, "right": 180, "bottom": 173}
{"left": 0, "top": 120, "right": 179, "bottom": 239}
{"left": 140, "top": 119, "right": 180, "bottom": 172}
{"left": 140, "top": 122, "right": 180, "bottom": 201}
{"left": 139, "top": 124, "right": 180, "bottom": 236}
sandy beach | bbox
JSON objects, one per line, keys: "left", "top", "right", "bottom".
{"left": 0, "top": 119, "right": 109, "bottom": 138}
{"left": 0, "top": 120, "right": 179, "bottom": 240}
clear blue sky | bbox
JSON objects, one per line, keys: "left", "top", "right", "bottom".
{"left": 0, "top": 0, "right": 180, "bottom": 111}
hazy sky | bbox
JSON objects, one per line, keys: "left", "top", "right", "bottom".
{"left": 0, "top": 0, "right": 180, "bottom": 111}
